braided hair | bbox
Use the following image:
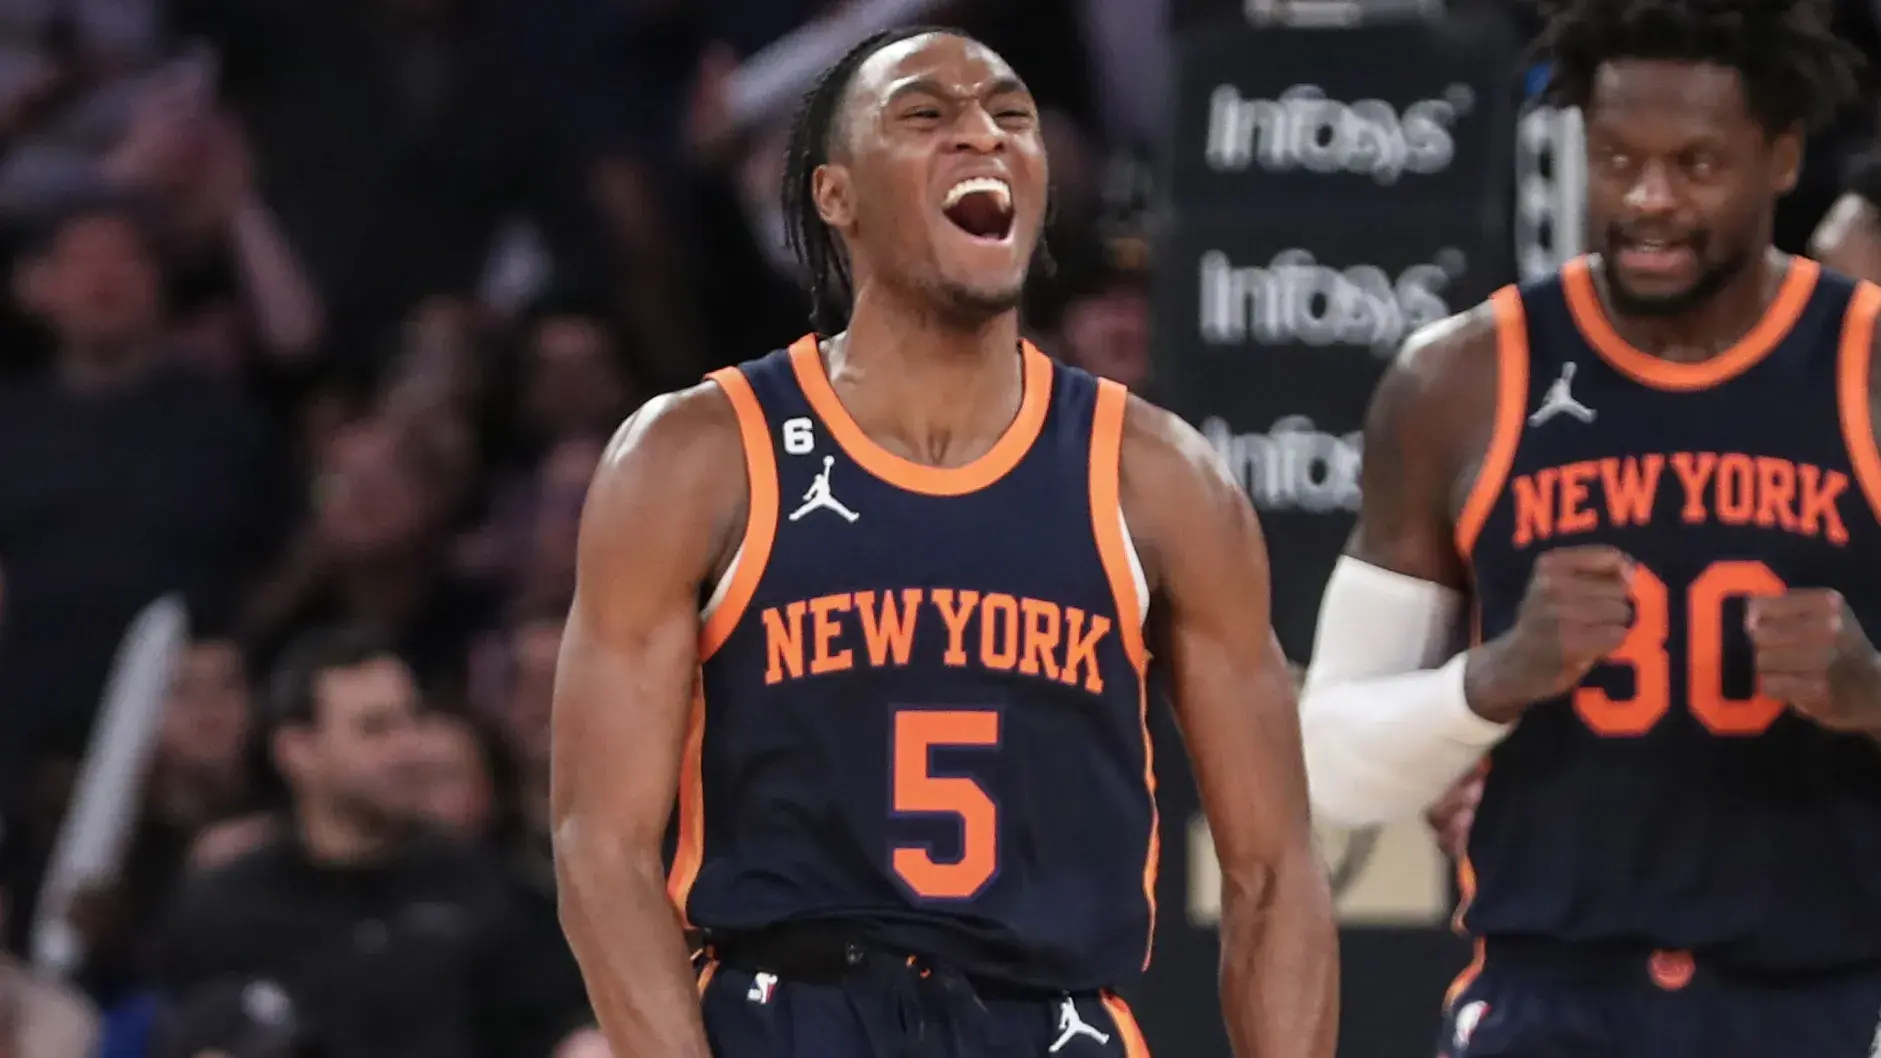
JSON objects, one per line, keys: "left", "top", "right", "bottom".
{"left": 1530, "top": 0, "right": 1860, "bottom": 136}
{"left": 779, "top": 25, "right": 971, "bottom": 336}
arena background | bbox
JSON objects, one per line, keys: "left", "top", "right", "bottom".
{"left": 0, "top": 0, "right": 1872, "bottom": 1056}
{"left": 1138, "top": 4, "right": 1530, "bottom": 1055}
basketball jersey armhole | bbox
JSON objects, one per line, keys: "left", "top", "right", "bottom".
{"left": 699, "top": 367, "right": 780, "bottom": 662}
{"left": 1453, "top": 287, "right": 1533, "bottom": 561}
{"left": 1090, "top": 379, "right": 1151, "bottom": 673}
{"left": 1836, "top": 281, "right": 1881, "bottom": 518}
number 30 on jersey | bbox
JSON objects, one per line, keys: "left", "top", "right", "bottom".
{"left": 1577, "top": 558, "right": 1786, "bottom": 737}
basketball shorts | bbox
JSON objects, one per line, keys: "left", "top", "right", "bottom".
{"left": 696, "top": 930, "right": 1153, "bottom": 1058}
{"left": 1438, "top": 938, "right": 1881, "bottom": 1058}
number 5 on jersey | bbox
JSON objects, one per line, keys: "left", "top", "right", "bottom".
{"left": 891, "top": 709, "right": 1000, "bottom": 900}
{"left": 1578, "top": 558, "right": 1787, "bottom": 737}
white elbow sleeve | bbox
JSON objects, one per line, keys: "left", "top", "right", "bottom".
{"left": 1299, "top": 557, "right": 1513, "bottom": 828}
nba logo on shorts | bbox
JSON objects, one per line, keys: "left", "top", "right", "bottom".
{"left": 1454, "top": 1000, "right": 1490, "bottom": 1052}
{"left": 747, "top": 972, "right": 778, "bottom": 1005}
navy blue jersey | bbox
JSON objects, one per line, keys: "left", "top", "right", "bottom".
{"left": 1457, "top": 258, "right": 1881, "bottom": 973}
{"left": 668, "top": 336, "right": 1157, "bottom": 992}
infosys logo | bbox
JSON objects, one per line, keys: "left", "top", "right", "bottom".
{"left": 1202, "top": 415, "right": 1362, "bottom": 514}
{"left": 1197, "top": 247, "right": 1466, "bottom": 353}
{"left": 1205, "top": 83, "right": 1475, "bottom": 185}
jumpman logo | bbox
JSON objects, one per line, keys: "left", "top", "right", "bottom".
{"left": 1528, "top": 362, "right": 1597, "bottom": 426}
{"left": 1047, "top": 997, "right": 1112, "bottom": 1053}
{"left": 788, "top": 456, "right": 860, "bottom": 523}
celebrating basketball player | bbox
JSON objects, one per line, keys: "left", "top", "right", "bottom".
{"left": 551, "top": 26, "right": 1335, "bottom": 1058}
{"left": 1299, "top": 0, "right": 1881, "bottom": 1055}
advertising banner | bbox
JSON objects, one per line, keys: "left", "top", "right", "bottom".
{"left": 1140, "top": 14, "right": 1524, "bottom": 1058}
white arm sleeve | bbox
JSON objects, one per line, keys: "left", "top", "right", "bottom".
{"left": 1298, "top": 556, "right": 1513, "bottom": 828}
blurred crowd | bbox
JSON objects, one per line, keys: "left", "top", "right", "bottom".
{"left": 0, "top": 1, "right": 1155, "bottom": 1056}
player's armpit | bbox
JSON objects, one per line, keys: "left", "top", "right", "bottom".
{"left": 1345, "top": 305, "right": 1502, "bottom": 590}
{"left": 551, "top": 382, "right": 747, "bottom": 1058}
{"left": 1119, "top": 395, "right": 1337, "bottom": 1058}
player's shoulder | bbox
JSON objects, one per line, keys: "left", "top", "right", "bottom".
{"left": 1117, "top": 388, "right": 1217, "bottom": 481}
{"left": 583, "top": 371, "right": 754, "bottom": 535}
{"left": 1360, "top": 296, "right": 1509, "bottom": 439}
{"left": 597, "top": 375, "right": 745, "bottom": 483}
{"left": 1388, "top": 297, "right": 1504, "bottom": 396}
{"left": 1116, "top": 389, "right": 1252, "bottom": 543}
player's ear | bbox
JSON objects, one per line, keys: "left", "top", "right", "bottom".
{"left": 1770, "top": 127, "right": 1804, "bottom": 196}
{"left": 813, "top": 163, "right": 855, "bottom": 229}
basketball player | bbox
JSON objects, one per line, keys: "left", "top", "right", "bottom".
{"left": 550, "top": 27, "right": 1336, "bottom": 1058}
{"left": 1296, "top": 0, "right": 1881, "bottom": 1054}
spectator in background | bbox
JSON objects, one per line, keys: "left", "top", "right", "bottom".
{"left": 0, "top": 828, "right": 100, "bottom": 1058}
{"left": 514, "top": 306, "right": 634, "bottom": 452}
{"left": 1052, "top": 238, "right": 1149, "bottom": 391}
{"left": 0, "top": 196, "right": 277, "bottom": 837}
{"left": 0, "top": 0, "right": 167, "bottom": 221}
{"left": 70, "top": 630, "right": 258, "bottom": 1004}
{"left": 158, "top": 627, "right": 592, "bottom": 1058}
{"left": 100, "top": 71, "right": 326, "bottom": 372}
{"left": 409, "top": 711, "right": 507, "bottom": 843}
{"left": 165, "top": 0, "right": 687, "bottom": 381}
{"left": 240, "top": 414, "right": 499, "bottom": 701}
{"left": 147, "top": 978, "right": 317, "bottom": 1058}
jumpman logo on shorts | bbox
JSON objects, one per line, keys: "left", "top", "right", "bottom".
{"left": 1048, "top": 997, "right": 1111, "bottom": 1053}
{"left": 789, "top": 456, "right": 860, "bottom": 523}
{"left": 1528, "top": 362, "right": 1597, "bottom": 426}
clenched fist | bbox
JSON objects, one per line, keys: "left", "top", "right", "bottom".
{"left": 1464, "top": 545, "right": 1635, "bottom": 724}
{"left": 1747, "top": 589, "right": 1881, "bottom": 732}
{"left": 1425, "top": 762, "right": 1486, "bottom": 862}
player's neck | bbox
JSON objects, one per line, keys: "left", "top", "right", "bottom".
{"left": 1597, "top": 247, "right": 1790, "bottom": 363}
{"left": 828, "top": 291, "right": 1026, "bottom": 466}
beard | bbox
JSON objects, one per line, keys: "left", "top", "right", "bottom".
{"left": 1600, "top": 228, "right": 1752, "bottom": 319}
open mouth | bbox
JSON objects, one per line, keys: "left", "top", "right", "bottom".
{"left": 942, "top": 177, "right": 1015, "bottom": 243}
{"left": 1614, "top": 235, "right": 1695, "bottom": 277}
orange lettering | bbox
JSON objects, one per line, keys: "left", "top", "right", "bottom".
{"left": 1019, "top": 599, "right": 1063, "bottom": 679}
{"left": 809, "top": 594, "right": 854, "bottom": 675}
{"left": 1670, "top": 452, "right": 1717, "bottom": 523}
{"left": 1715, "top": 454, "right": 1754, "bottom": 525}
{"left": 1557, "top": 460, "right": 1599, "bottom": 535}
{"left": 1600, "top": 454, "right": 1663, "bottom": 528}
{"left": 1687, "top": 561, "right": 1785, "bottom": 735}
{"left": 762, "top": 602, "right": 807, "bottom": 685}
{"left": 1513, "top": 470, "right": 1557, "bottom": 548}
{"left": 856, "top": 589, "right": 923, "bottom": 667}
{"left": 1060, "top": 607, "right": 1112, "bottom": 694}
{"left": 1753, "top": 457, "right": 1797, "bottom": 532}
{"left": 1799, "top": 466, "right": 1851, "bottom": 545}
{"left": 979, "top": 593, "right": 1020, "bottom": 671}
{"left": 931, "top": 589, "right": 981, "bottom": 667}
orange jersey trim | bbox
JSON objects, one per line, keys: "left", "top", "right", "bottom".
{"left": 1444, "top": 938, "right": 1486, "bottom": 1010}
{"left": 1837, "top": 281, "right": 1881, "bottom": 518}
{"left": 1101, "top": 992, "right": 1154, "bottom": 1058}
{"left": 1089, "top": 378, "right": 1158, "bottom": 969}
{"left": 1563, "top": 255, "right": 1818, "bottom": 391}
{"left": 1454, "top": 287, "right": 1532, "bottom": 559}
{"left": 666, "top": 685, "right": 708, "bottom": 918}
{"left": 788, "top": 334, "right": 1053, "bottom": 495}
{"left": 699, "top": 367, "right": 780, "bottom": 662}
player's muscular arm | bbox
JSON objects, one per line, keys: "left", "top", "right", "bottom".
{"left": 1296, "top": 310, "right": 1513, "bottom": 827}
{"left": 1121, "top": 397, "right": 1337, "bottom": 1058}
{"left": 551, "top": 384, "right": 746, "bottom": 1058}
{"left": 1342, "top": 306, "right": 1493, "bottom": 589}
